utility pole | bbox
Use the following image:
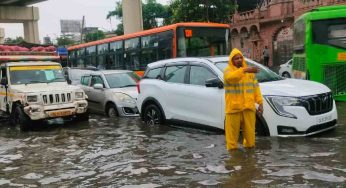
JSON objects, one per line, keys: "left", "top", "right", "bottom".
{"left": 80, "top": 15, "right": 85, "bottom": 43}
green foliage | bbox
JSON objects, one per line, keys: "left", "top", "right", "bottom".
{"left": 166, "top": 0, "right": 236, "bottom": 23}
{"left": 114, "top": 23, "right": 124, "bottom": 36}
{"left": 107, "top": 0, "right": 235, "bottom": 33}
{"left": 107, "top": 0, "right": 170, "bottom": 32}
{"left": 84, "top": 31, "right": 106, "bottom": 42}
{"left": 56, "top": 36, "right": 75, "bottom": 46}
{"left": 142, "top": 0, "right": 168, "bottom": 29}
{"left": 4, "top": 37, "right": 24, "bottom": 44}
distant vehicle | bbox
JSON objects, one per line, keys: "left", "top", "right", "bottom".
{"left": 63, "top": 66, "right": 98, "bottom": 85}
{"left": 292, "top": 5, "right": 346, "bottom": 101}
{"left": 0, "top": 50, "right": 89, "bottom": 131}
{"left": 279, "top": 59, "right": 292, "bottom": 78}
{"left": 137, "top": 56, "right": 338, "bottom": 137}
{"left": 68, "top": 22, "right": 231, "bottom": 76}
{"left": 79, "top": 70, "right": 140, "bottom": 117}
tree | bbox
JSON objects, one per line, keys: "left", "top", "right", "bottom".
{"left": 166, "top": 0, "right": 236, "bottom": 24}
{"left": 84, "top": 30, "right": 106, "bottom": 42}
{"left": 4, "top": 37, "right": 24, "bottom": 44}
{"left": 107, "top": 0, "right": 169, "bottom": 34}
{"left": 56, "top": 36, "right": 75, "bottom": 46}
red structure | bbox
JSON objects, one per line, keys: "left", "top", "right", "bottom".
{"left": 230, "top": 0, "right": 346, "bottom": 67}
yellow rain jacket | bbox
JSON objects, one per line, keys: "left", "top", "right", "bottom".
{"left": 224, "top": 48, "right": 263, "bottom": 113}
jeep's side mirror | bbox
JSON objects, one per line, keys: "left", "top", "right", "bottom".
{"left": 205, "top": 77, "right": 223, "bottom": 89}
{"left": 66, "top": 78, "right": 72, "bottom": 85}
{"left": 93, "top": 83, "right": 103, "bottom": 89}
{"left": 1, "top": 77, "right": 8, "bottom": 86}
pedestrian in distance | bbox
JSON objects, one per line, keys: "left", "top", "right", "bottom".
{"left": 263, "top": 46, "right": 269, "bottom": 67}
{"left": 223, "top": 48, "right": 264, "bottom": 150}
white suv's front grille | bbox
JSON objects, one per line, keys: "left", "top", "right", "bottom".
{"left": 42, "top": 93, "right": 72, "bottom": 104}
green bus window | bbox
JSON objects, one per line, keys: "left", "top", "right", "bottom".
{"left": 293, "top": 19, "right": 306, "bottom": 53}
{"left": 312, "top": 18, "right": 346, "bottom": 49}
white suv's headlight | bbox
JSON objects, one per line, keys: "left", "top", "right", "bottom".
{"left": 265, "top": 96, "right": 302, "bottom": 119}
{"left": 26, "top": 95, "right": 38, "bottom": 103}
{"left": 75, "top": 92, "right": 84, "bottom": 99}
{"left": 114, "top": 93, "right": 135, "bottom": 104}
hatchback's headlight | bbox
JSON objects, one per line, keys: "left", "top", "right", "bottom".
{"left": 26, "top": 95, "right": 38, "bottom": 103}
{"left": 114, "top": 93, "right": 135, "bottom": 104}
{"left": 265, "top": 96, "right": 302, "bottom": 119}
{"left": 75, "top": 92, "right": 84, "bottom": 99}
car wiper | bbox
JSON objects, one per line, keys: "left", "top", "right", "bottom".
{"left": 25, "top": 80, "right": 46, "bottom": 85}
{"left": 47, "top": 78, "right": 66, "bottom": 83}
{"left": 119, "top": 84, "right": 137, "bottom": 88}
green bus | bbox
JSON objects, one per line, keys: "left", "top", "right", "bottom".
{"left": 292, "top": 5, "right": 346, "bottom": 101}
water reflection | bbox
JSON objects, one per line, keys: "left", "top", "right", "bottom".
{"left": 0, "top": 102, "right": 345, "bottom": 187}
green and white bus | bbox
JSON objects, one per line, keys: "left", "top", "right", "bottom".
{"left": 292, "top": 5, "right": 346, "bottom": 101}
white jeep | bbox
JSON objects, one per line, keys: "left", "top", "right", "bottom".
{"left": 0, "top": 61, "right": 88, "bottom": 130}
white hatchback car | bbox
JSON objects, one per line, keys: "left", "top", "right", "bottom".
{"left": 137, "top": 56, "right": 338, "bottom": 137}
{"left": 279, "top": 59, "right": 293, "bottom": 78}
{"left": 80, "top": 70, "right": 140, "bottom": 117}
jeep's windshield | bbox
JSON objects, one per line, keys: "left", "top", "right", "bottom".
{"left": 9, "top": 65, "right": 66, "bottom": 85}
{"left": 214, "top": 60, "right": 282, "bottom": 82}
{"left": 105, "top": 72, "right": 140, "bottom": 88}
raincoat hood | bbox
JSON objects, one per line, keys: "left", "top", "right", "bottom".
{"left": 228, "top": 48, "right": 247, "bottom": 70}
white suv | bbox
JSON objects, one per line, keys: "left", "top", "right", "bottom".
{"left": 137, "top": 56, "right": 338, "bottom": 137}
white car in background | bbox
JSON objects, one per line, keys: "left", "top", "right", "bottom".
{"left": 137, "top": 56, "right": 338, "bottom": 137}
{"left": 279, "top": 59, "right": 293, "bottom": 78}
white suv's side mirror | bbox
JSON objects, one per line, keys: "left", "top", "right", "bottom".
{"left": 205, "top": 78, "right": 223, "bottom": 89}
{"left": 93, "top": 83, "right": 103, "bottom": 89}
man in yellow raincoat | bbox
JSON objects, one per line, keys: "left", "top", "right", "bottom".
{"left": 224, "top": 48, "right": 263, "bottom": 150}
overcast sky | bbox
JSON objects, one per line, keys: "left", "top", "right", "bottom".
{"left": 0, "top": 0, "right": 169, "bottom": 43}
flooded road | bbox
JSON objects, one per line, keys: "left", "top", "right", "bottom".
{"left": 0, "top": 103, "right": 345, "bottom": 187}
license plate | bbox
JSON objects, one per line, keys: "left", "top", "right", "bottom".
{"left": 49, "top": 110, "right": 73, "bottom": 117}
{"left": 316, "top": 115, "right": 332, "bottom": 124}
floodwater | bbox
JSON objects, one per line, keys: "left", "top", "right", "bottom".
{"left": 0, "top": 103, "right": 345, "bottom": 187}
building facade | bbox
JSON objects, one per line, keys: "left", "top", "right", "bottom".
{"left": 230, "top": 0, "right": 346, "bottom": 67}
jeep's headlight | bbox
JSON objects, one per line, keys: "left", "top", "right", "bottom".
{"left": 75, "top": 92, "right": 84, "bottom": 99}
{"left": 114, "top": 93, "right": 135, "bottom": 104}
{"left": 26, "top": 95, "right": 38, "bottom": 103}
{"left": 265, "top": 96, "right": 302, "bottom": 119}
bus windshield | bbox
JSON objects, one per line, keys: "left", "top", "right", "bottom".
{"left": 9, "top": 65, "right": 66, "bottom": 85}
{"left": 177, "top": 27, "right": 229, "bottom": 57}
{"left": 312, "top": 18, "right": 346, "bottom": 49}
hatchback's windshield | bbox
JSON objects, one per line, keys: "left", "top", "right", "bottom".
{"left": 105, "top": 72, "right": 140, "bottom": 88}
{"left": 214, "top": 60, "right": 282, "bottom": 82}
{"left": 9, "top": 65, "right": 66, "bottom": 85}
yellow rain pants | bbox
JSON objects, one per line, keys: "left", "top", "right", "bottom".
{"left": 225, "top": 110, "right": 256, "bottom": 150}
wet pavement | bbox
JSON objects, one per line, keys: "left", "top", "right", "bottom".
{"left": 0, "top": 103, "right": 345, "bottom": 187}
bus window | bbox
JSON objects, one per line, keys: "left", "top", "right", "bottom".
{"left": 141, "top": 34, "right": 159, "bottom": 69}
{"left": 293, "top": 19, "right": 306, "bottom": 53}
{"left": 86, "top": 46, "right": 97, "bottom": 68}
{"left": 125, "top": 38, "right": 140, "bottom": 70}
{"left": 177, "top": 27, "right": 229, "bottom": 57}
{"left": 97, "top": 43, "right": 109, "bottom": 69}
{"left": 110, "top": 41, "right": 124, "bottom": 69}
{"left": 158, "top": 31, "right": 173, "bottom": 60}
{"left": 312, "top": 18, "right": 346, "bottom": 49}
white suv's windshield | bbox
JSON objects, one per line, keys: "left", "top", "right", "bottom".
{"left": 105, "top": 72, "right": 140, "bottom": 88}
{"left": 9, "top": 65, "right": 66, "bottom": 85}
{"left": 214, "top": 60, "right": 282, "bottom": 82}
